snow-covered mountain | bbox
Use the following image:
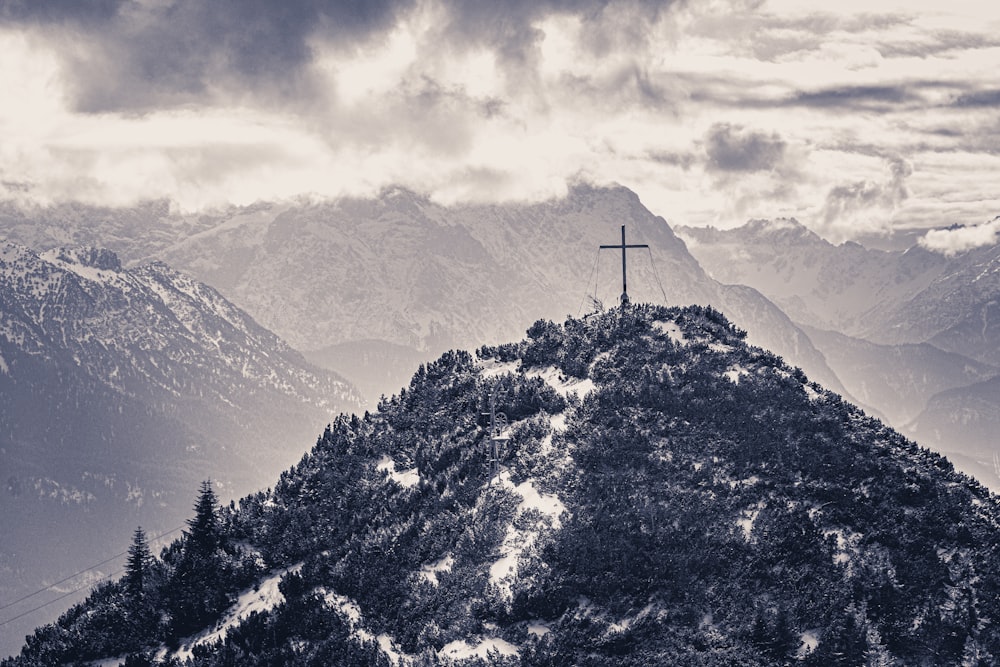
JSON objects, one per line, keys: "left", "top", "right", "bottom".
{"left": 0, "top": 242, "right": 362, "bottom": 657}
{"left": 7, "top": 305, "right": 1000, "bottom": 666}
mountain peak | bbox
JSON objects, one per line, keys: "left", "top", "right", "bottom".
{"left": 12, "top": 304, "right": 1000, "bottom": 666}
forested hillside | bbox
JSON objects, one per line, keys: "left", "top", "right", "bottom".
{"left": 7, "top": 305, "right": 1000, "bottom": 666}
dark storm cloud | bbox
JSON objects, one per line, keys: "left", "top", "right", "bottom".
{"left": 0, "top": 0, "right": 124, "bottom": 24}
{"left": 5, "top": 0, "right": 681, "bottom": 113}
{"left": 3, "top": 0, "right": 417, "bottom": 112}
{"left": 440, "top": 0, "right": 676, "bottom": 61}
{"left": 705, "top": 123, "right": 786, "bottom": 173}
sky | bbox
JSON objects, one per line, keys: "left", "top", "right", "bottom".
{"left": 1, "top": 0, "right": 999, "bottom": 244}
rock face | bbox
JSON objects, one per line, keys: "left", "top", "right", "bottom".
{"left": 7, "top": 306, "right": 1000, "bottom": 666}
{"left": 0, "top": 242, "right": 362, "bottom": 657}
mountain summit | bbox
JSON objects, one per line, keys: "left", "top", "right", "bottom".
{"left": 8, "top": 305, "right": 1000, "bottom": 666}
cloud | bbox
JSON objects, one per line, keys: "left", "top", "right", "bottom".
{"left": 3, "top": 0, "right": 419, "bottom": 112}
{"left": 820, "top": 155, "right": 912, "bottom": 226}
{"left": 952, "top": 89, "right": 1000, "bottom": 108}
{"left": 787, "top": 85, "right": 920, "bottom": 111}
{"left": 919, "top": 218, "right": 1000, "bottom": 256}
{"left": 2, "top": 0, "right": 684, "bottom": 114}
{"left": 1, "top": 0, "right": 1000, "bottom": 241}
{"left": 705, "top": 123, "right": 786, "bottom": 172}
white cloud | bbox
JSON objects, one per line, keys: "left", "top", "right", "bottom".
{"left": 1, "top": 1, "right": 1000, "bottom": 240}
{"left": 919, "top": 218, "right": 1000, "bottom": 256}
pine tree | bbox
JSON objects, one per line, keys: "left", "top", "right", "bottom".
{"left": 187, "top": 479, "right": 220, "bottom": 554}
{"left": 125, "top": 526, "right": 151, "bottom": 600}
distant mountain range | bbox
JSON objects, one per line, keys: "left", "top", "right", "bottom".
{"left": 6, "top": 306, "right": 1000, "bottom": 666}
{"left": 677, "top": 219, "right": 1000, "bottom": 486}
{"left": 0, "top": 242, "right": 361, "bottom": 657}
{"left": 0, "top": 186, "right": 853, "bottom": 411}
{"left": 4, "top": 187, "right": 998, "bottom": 487}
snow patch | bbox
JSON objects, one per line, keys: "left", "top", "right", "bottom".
{"left": 378, "top": 455, "right": 420, "bottom": 488}
{"left": 549, "top": 413, "right": 567, "bottom": 433}
{"left": 825, "top": 528, "right": 863, "bottom": 567}
{"left": 723, "top": 365, "right": 749, "bottom": 384}
{"left": 797, "top": 630, "right": 820, "bottom": 657}
{"left": 320, "top": 588, "right": 413, "bottom": 666}
{"left": 737, "top": 506, "right": 761, "bottom": 540}
{"left": 89, "top": 658, "right": 126, "bottom": 667}
{"left": 378, "top": 635, "right": 411, "bottom": 666}
{"left": 0, "top": 352, "right": 8, "bottom": 375}
{"left": 479, "top": 358, "right": 519, "bottom": 378}
{"left": 527, "top": 621, "right": 551, "bottom": 637}
{"left": 709, "top": 342, "right": 733, "bottom": 353}
{"left": 654, "top": 320, "right": 688, "bottom": 345}
{"left": 39, "top": 249, "right": 121, "bottom": 285}
{"left": 488, "top": 472, "right": 567, "bottom": 599}
{"left": 323, "top": 590, "right": 364, "bottom": 625}
{"left": 420, "top": 554, "right": 455, "bottom": 586}
{"left": 526, "top": 366, "right": 596, "bottom": 398}
{"left": 803, "top": 384, "right": 821, "bottom": 401}
{"left": 173, "top": 563, "right": 303, "bottom": 661}
{"left": 514, "top": 478, "right": 567, "bottom": 529}
{"left": 606, "top": 604, "right": 656, "bottom": 636}
{"left": 440, "top": 637, "right": 520, "bottom": 661}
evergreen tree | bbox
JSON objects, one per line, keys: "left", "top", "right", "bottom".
{"left": 125, "top": 526, "right": 151, "bottom": 601}
{"left": 165, "top": 480, "right": 232, "bottom": 637}
{"left": 187, "top": 479, "right": 220, "bottom": 553}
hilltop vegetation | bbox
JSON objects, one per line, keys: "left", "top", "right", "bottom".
{"left": 7, "top": 305, "right": 1000, "bottom": 666}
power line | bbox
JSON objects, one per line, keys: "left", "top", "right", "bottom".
{"left": 0, "top": 567, "right": 125, "bottom": 628}
{"left": 0, "top": 524, "right": 185, "bottom": 617}
{"left": 645, "top": 246, "right": 669, "bottom": 305}
{"left": 577, "top": 248, "right": 602, "bottom": 317}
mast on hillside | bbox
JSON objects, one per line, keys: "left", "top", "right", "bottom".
{"left": 600, "top": 225, "right": 649, "bottom": 306}
{"left": 482, "top": 379, "right": 509, "bottom": 482}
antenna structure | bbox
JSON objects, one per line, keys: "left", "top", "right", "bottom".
{"left": 482, "top": 378, "right": 510, "bottom": 482}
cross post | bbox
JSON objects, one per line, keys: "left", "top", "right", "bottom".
{"left": 600, "top": 225, "right": 649, "bottom": 306}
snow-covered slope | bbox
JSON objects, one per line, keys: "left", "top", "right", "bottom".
{"left": 0, "top": 242, "right": 362, "bottom": 658}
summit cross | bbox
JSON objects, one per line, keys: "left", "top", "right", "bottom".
{"left": 600, "top": 224, "right": 649, "bottom": 306}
